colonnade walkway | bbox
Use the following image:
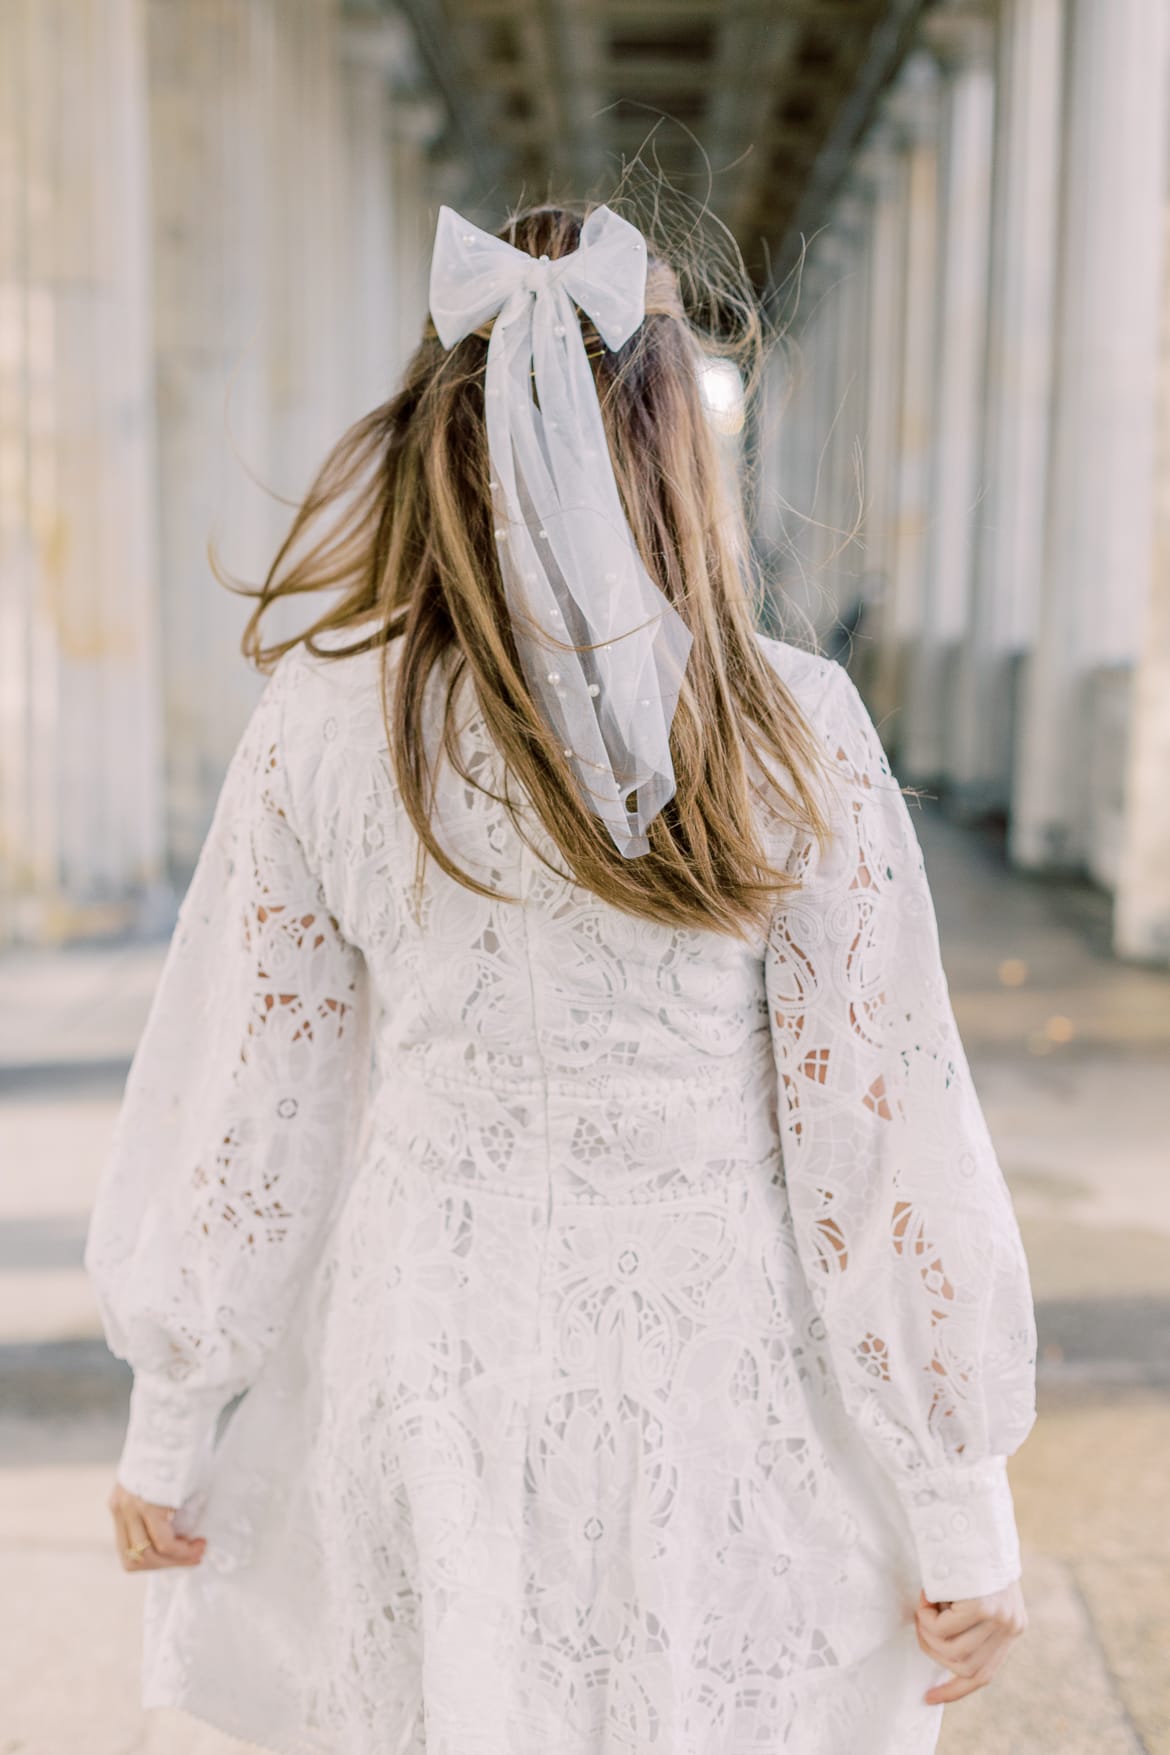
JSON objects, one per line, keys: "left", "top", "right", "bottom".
{"left": 0, "top": 802, "right": 1167, "bottom": 1753}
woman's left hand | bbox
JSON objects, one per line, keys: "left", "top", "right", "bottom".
{"left": 107, "top": 1480, "right": 207, "bottom": 1571}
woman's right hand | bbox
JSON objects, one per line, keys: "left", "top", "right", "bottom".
{"left": 914, "top": 1579, "right": 1028, "bottom": 1705}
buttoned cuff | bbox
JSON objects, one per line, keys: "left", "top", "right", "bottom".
{"left": 896, "top": 1455, "right": 1023, "bottom": 1603}
{"left": 115, "top": 1373, "right": 224, "bottom": 1507}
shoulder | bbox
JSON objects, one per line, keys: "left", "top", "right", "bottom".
{"left": 752, "top": 631, "right": 900, "bottom": 812}
{"left": 753, "top": 632, "right": 859, "bottom": 734}
{"left": 261, "top": 626, "right": 400, "bottom": 846}
{"left": 266, "top": 623, "right": 399, "bottom": 750}
{"left": 272, "top": 620, "right": 391, "bottom": 700}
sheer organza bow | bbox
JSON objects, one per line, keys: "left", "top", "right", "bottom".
{"left": 429, "top": 204, "right": 693, "bottom": 857}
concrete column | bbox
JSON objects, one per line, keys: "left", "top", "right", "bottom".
{"left": 146, "top": 0, "right": 278, "bottom": 871}
{"left": 1012, "top": 0, "right": 1170, "bottom": 873}
{"left": 825, "top": 193, "right": 872, "bottom": 654}
{"left": 874, "top": 53, "right": 942, "bottom": 754}
{"left": 755, "top": 240, "right": 826, "bottom": 642}
{"left": 951, "top": 0, "right": 1064, "bottom": 814}
{"left": 753, "top": 350, "right": 790, "bottom": 582}
{"left": 147, "top": 0, "right": 360, "bottom": 870}
{"left": 264, "top": 0, "right": 350, "bottom": 505}
{"left": 338, "top": 17, "right": 418, "bottom": 424}
{"left": 796, "top": 251, "right": 851, "bottom": 642}
{"left": 902, "top": 17, "right": 995, "bottom": 784}
{"left": 0, "top": 0, "right": 164, "bottom": 945}
{"left": 1115, "top": 196, "right": 1170, "bottom": 964}
{"left": 386, "top": 94, "right": 444, "bottom": 383}
{"left": 760, "top": 174, "right": 887, "bottom": 655}
{"left": 795, "top": 226, "right": 858, "bottom": 643}
{"left": 853, "top": 128, "right": 908, "bottom": 702}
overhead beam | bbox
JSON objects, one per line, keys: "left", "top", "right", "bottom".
{"left": 703, "top": 4, "right": 802, "bottom": 244}
{"left": 478, "top": 59, "right": 713, "bottom": 92}
{"left": 391, "top": 0, "right": 932, "bottom": 279}
{"left": 389, "top": 0, "right": 511, "bottom": 200}
{"left": 777, "top": 0, "right": 933, "bottom": 277}
{"left": 537, "top": 0, "right": 609, "bottom": 192}
{"left": 461, "top": 0, "right": 872, "bottom": 17}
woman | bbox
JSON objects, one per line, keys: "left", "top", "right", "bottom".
{"left": 84, "top": 198, "right": 1038, "bottom": 1755}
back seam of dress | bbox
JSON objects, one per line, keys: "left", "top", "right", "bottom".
{"left": 509, "top": 835, "right": 557, "bottom": 1731}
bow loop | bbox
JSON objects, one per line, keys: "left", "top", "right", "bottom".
{"left": 558, "top": 224, "right": 648, "bottom": 352}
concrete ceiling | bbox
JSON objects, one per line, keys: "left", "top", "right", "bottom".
{"left": 394, "top": 0, "right": 932, "bottom": 281}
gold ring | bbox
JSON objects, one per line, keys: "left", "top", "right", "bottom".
{"left": 125, "top": 1540, "right": 152, "bottom": 1563}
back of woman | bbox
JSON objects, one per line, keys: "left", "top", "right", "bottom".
{"left": 84, "top": 197, "right": 1038, "bottom": 1755}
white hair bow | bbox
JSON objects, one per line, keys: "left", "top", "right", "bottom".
{"left": 429, "top": 204, "right": 693, "bottom": 858}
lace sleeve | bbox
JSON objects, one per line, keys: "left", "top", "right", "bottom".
{"left": 83, "top": 655, "right": 372, "bottom": 1508}
{"left": 764, "top": 661, "right": 1038, "bottom": 1603}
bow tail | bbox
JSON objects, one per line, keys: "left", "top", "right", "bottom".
{"left": 486, "top": 284, "right": 692, "bottom": 856}
{"left": 536, "top": 311, "right": 694, "bottom": 838}
{"left": 487, "top": 308, "right": 632, "bottom": 831}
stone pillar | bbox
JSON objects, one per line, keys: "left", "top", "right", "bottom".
{"left": 0, "top": 0, "right": 164, "bottom": 944}
{"left": 902, "top": 16, "right": 995, "bottom": 784}
{"left": 146, "top": 0, "right": 279, "bottom": 871}
{"left": 789, "top": 250, "right": 849, "bottom": 643}
{"left": 873, "top": 53, "right": 942, "bottom": 755}
{"left": 1115, "top": 194, "right": 1170, "bottom": 964}
{"left": 795, "top": 230, "right": 852, "bottom": 641}
{"left": 1011, "top": 0, "right": 1170, "bottom": 872}
{"left": 752, "top": 350, "right": 789, "bottom": 587}
{"left": 854, "top": 127, "right": 908, "bottom": 702}
{"left": 338, "top": 16, "right": 418, "bottom": 424}
{"left": 825, "top": 193, "right": 873, "bottom": 656}
{"left": 754, "top": 248, "right": 821, "bottom": 642}
{"left": 264, "top": 0, "right": 350, "bottom": 506}
{"left": 147, "top": 0, "right": 360, "bottom": 871}
{"left": 758, "top": 187, "right": 876, "bottom": 653}
{"left": 386, "top": 93, "right": 444, "bottom": 384}
{"left": 951, "top": 0, "right": 1065, "bottom": 814}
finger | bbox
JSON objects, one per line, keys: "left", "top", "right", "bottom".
{"left": 918, "top": 1624, "right": 999, "bottom": 1677}
{"left": 127, "top": 1504, "right": 194, "bottom": 1572}
{"left": 142, "top": 1504, "right": 206, "bottom": 1566}
{"left": 926, "top": 1603, "right": 1009, "bottom": 1646}
{"left": 146, "top": 1505, "right": 206, "bottom": 1562}
{"left": 110, "top": 1500, "right": 134, "bottom": 1565}
{"left": 923, "top": 1612, "right": 987, "bottom": 1656}
{"left": 925, "top": 1670, "right": 990, "bottom": 1706}
{"left": 915, "top": 1601, "right": 947, "bottom": 1645}
{"left": 915, "top": 1601, "right": 970, "bottom": 1648}
{"left": 928, "top": 1599, "right": 988, "bottom": 1637}
{"left": 923, "top": 1634, "right": 1016, "bottom": 1707}
{"left": 968, "top": 1636, "right": 1014, "bottom": 1685}
{"left": 119, "top": 1505, "right": 160, "bottom": 1572}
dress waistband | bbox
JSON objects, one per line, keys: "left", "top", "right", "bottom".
{"left": 374, "top": 1034, "right": 775, "bottom": 1101}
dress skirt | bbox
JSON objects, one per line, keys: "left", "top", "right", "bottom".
{"left": 139, "top": 1097, "right": 949, "bottom": 1755}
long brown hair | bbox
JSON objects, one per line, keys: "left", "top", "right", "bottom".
{"left": 224, "top": 194, "right": 836, "bottom": 939}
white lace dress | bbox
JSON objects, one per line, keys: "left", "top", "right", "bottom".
{"left": 84, "top": 629, "right": 1038, "bottom": 1755}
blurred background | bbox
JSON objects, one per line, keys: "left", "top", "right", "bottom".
{"left": 1, "top": 1, "right": 1168, "bottom": 1752}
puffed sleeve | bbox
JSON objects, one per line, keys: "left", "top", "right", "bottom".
{"left": 763, "top": 659, "right": 1038, "bottom": 1603}
{"left": 83, "top": 652, "right": 373, "bottom": 1508}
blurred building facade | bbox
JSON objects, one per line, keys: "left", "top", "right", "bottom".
{"left": 765, "top": 0, "right": 1170, "bottom": 964}
{"left": 0, "top": 0, "right": 441, "bottom": 944}
{"left": 1, "top": 0, "right": 1169, "bottom": 966}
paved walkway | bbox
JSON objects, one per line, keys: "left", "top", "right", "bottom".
{"left": 1, "top": 802, "right": 1167, "bottom": 1754}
